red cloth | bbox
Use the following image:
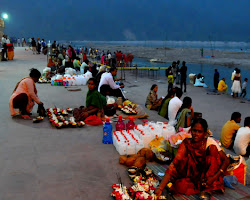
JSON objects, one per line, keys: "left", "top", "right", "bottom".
{"left": 116, "top": 52, "right": 122, "bottom": 62}
{"left": 166, "top": 138, "right": 224, "bottom": 195}
{"left": 84, "top": 115, "right": 103, "bottom": 125}
{"left": 82, "top": 54, "right": 87, "bottom": 62}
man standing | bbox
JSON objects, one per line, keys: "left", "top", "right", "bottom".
{"left": 1, "top": 34, "right": 7, "bottom": 61}
{"left": 214, "top": 69, "right": 220, "bottom": 90}
{"left": 180, "top": 61, "right": 187, "bottom": 92}
{"left": 220, "top": 112, "right": 241, "bottom": 149}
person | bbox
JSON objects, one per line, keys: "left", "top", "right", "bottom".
{"left": 231, "top": 68, "right": 241, "bottom": 98}
{"left": 176, "top": 96, "right": 194, "bottom": 131}
{"left": 168, "top": 62, "right": 177, "bottom": 82}
{"left": 220, "top": 112, "right": 241, "bottom": 149}
{"left": 68, "top": 45, "right": 76, "bottom": 61}
{"left": 233, "top": 117, "right": 250, "bottom": 157}
{"left": 36, "top": 38, "right": 41, "bottom": 54}
{"left": 52, "top": 41, "right": 57, "bottom": 50}
{"left": 1, "top": 34, "right": 7, "bottom": 61}
{"left": 175, "top": 60, "right": 180, "bottom": 84}
{"left": 101, "top": 54, "right": 105, "bottom": 65}
{"left": 73, "top": 57, "right": 81, "bottom": 71}
{"left": 200, "top": 48, "right": 204, "bottom": 57}
{"left": 82, "top": 52, "right": 87, "bottom": 62}
{"left": 155, "top": 118, "right": 230, "bottom": 196}
{"left": 194, "top": 73, "right": 207, "bottom": 87}
{"left": 218, "top": 78, "right": 228, "bottom": 92}
{"left": 214, "top": 69, "right": 220, "bottom": 90}
{"left": 180, "top": 61, "right": 187, "bottom": 92}
{"left": 9, "top": 68, "right": 44, "bottom": 120}
{"left": 158, "top": 89, "right": 175, "bottom": 119}
{"left": 31, "top": 38, "right": 36, "bottom": 55}
{"left": 168, "top": 71, "right": 174, "bottom": 92}
{"left": 91, "top": 63, "right": 98, "bottom": 77}
{"left": 95, "top": 65, "right": 106, "bottom": 87}
{"left": 17, "top": 38, "right": 21, "bottom": 47}
{"left": 22, "top": 38, "right": 26, "bottom": 47}
{"left": 168, "top": 88, "right": 183, "bottom": 125}
{"left": 81, "top": 59, "right": 90, "bottom": 74}
{"left": 240, "top": 78, "right": 248, "bottom": 98}
{"left": 145, "top": 84, "right": 163, "bottom": 110}
{"left": 98, "top": 67, "right": 126, "bottom": 100}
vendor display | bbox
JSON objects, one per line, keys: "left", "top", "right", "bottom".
{"left": 47, "top": 108, "right": 85, "bottom": 128}
{"left": 111, "top": 167, "right": 167, "bottom": 200}
{"left": 38, "top": 77, "right": 51, "bottom": 83}
{"left": 118, "top": 100, "right": 138, "bottom": 115}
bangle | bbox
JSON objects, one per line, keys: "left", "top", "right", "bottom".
{"left": 220, "top": 169, "right": 224, "bottom": 173}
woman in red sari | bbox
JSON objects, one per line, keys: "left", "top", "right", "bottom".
{"left": 156, "top": 118, "right": 230, "bottom": 196}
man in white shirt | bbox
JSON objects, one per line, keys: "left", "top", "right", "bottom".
{"left": 234, "top": 117, "right": 250, "bottom": 157}
{"left": 98, "top": 67, "right": 126, "bottom": 100}
{"left": 168, "top": 88, "right": 183, "bottom": 125}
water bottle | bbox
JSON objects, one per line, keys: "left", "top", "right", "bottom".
{"left": 126, "top": 116, "right": 135, "bottom": 130}
{"left": 103, "top": 118, "right": 113, "bottom": 144}
{"left": 116, "top": 115, "right": 125, "bottom": 131}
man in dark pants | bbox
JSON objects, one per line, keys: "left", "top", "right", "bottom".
{"left": 180, "top": 61, "right": 187, "bottom": 92}
{"left": 1, "top": 34, "right": 8, "bottom": 61}
{"left": 214, "top": 69, "right": 220, "bottom": 90}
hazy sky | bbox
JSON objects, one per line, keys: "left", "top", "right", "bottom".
{"left": 1, "top": 0, "right": 250, "bottom": 41}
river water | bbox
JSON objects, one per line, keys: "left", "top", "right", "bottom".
{"left": 133, "top": 57, "right": 250, "bottom": 99}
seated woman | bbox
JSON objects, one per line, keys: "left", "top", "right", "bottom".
{"left": 145, "top": 84, "right": 163, "bottom": 110}
{"left": 155, "top": 118, "right": 230, "bottom": 196}
{"left": 194, "top": 73, "right": 208, "bottom": 87}
{"left": 74, "top": 78, "right": 106, "bottom": 121}
{"left": 158, "top": 89, "right": 175, "bottom": 119}
{"left": 9, "top": 68, "right": 44, "bottom": 120}
{"left": 175, "top": 96, "right": 194, "bottom": 131}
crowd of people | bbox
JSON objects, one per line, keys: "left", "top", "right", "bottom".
{"left": 7, "top": 43, "right": 250, "bottom": 197}
{"left": 214, "top": 68, "right": 248, "bottom": 98}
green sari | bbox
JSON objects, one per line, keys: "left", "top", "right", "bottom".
{"left": 86, "top": 89, "right": 106, "bottom": 109}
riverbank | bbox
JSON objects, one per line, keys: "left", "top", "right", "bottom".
{"left": 0, "top": 48, "right": 249, "bottom": 199}
{"left": 88, "top": 44, "right": 250, "bottom": 68}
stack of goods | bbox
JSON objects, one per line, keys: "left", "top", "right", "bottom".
{"left": 111, "top": 167, "right": 167, "bottom": 200}
{"left": 118, "top": 100, "right": 138, "bottom": 115}
{"left": 50, "top": 71, "right": 92, "bottom": 86}
{"left": 47, "top": 108, "right": 85, "bottom": 129}
{"left": 113, "top": 130, "right": 144, "bottom": 155}
{"left": 113, "top": 122, "right": 176, "bottom": 155}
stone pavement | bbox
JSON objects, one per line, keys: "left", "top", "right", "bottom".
{"left": 0, "top": 48, "right": 249, "bottom": 199}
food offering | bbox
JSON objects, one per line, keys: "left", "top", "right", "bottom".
{"left": 38, "top": 77, "right": 50, "bottom": 83}
{"left": 33, "top": 116, "right": 44, "bottom": 123}
{"left": 111, "top": 168, "right": 167, "bottom": 200}
{"left": 118, "top": 100, "right": 138, "bottom": 115}
{"left": 47, "top": 108, "right": 85, "bottom": 129}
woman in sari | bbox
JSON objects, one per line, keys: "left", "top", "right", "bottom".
{"left": 175, "top": 96, "right": 194, "bottom": 131}
{"left": 158, "top": 89, "right": 175, "bottom": 119}
{"left": 74, "top": 78, "right": 106, "bottom": 121}
{"left": 9, "top": 68, "right": 44, "bottom": 120}
{"left": 145, "top": 84, "right": 162, "bottom": 110}
{"left": 156, "top": 118, "right": 230, "bottom": 196}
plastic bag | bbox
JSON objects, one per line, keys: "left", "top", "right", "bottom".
{"left": 84, "top": 115, "right": 103, "bottom": 125}
{"left": 106, "top": 96, "right": 116, "bottom": 105}
{"left": 223, "top": 175, "right": 238, "bottom": 189}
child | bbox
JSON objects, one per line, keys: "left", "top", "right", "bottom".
{"left": 240, "top": 78, "right": 248, "bottom": 98}
{"left": 168, "top": 71, "right": 174, "bottom": 92}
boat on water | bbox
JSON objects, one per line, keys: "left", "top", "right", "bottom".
{"left": 149, "top": 58, "right": 165, "bottom": 63}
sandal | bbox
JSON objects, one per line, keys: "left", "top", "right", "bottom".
{"left": 21, "top": 115, "right": 32, "bottom": 120}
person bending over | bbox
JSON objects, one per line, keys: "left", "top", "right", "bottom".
{"left": 145, "top": 84, "right": 163, "bottom": 110}
{"left": 9, "top": 68, "right": 44, "bottom": 120}
{"left": 155, "top": 118, "right": 230, "bottom": 196}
